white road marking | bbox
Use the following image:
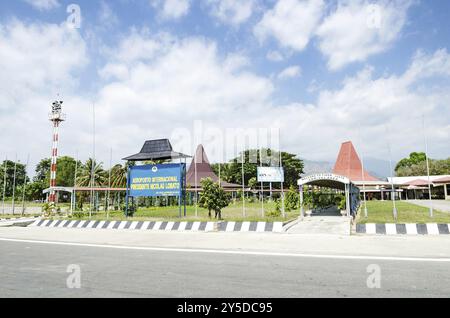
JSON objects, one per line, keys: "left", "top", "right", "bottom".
{"left": 406, "top": 224, "right": 418, "bottom": 235}
{"left": 191, "top": 222, "right": 201, "bottom": 232}
{"left": 165, "top": 222, "right": 175, "bottom": 231}
{"left": 427, "top": 223, "right": 439, "bottom": 235}
{"left": 178, "top": 222, "right": 187, "bottom": 231}
{"left": 226, "top": 222, "right": 235, "bottom": 232}
{"left": 256, "top": 222, "right": 266, "bottom": 233}
{"left": 129, "top": 222, "right": 139, "bottom": 230}
{"left": 385, "top": 224, "right": 397, "bottom": 235}
{"left": 366, "top": 223, "right": 376, "bottom": 234}
{"left": 273, "top": 222, "right": 283, "bottom": 233}
{"left": 1, "top": 237, "right": 449, "bottom": 263}
{"left": 141, "top": 221, "right": 150, "bottom": 230}
{"left": 241, "top": 222, "right": 250, "bottom": 232}
{"left": 205, "top": 222, "right": 214, "bottom": 232}
{"left": 86, "top": 221, "right": 96, "bottom": 229}
{"left": 107, "top": 221, "right": 117, "bottom": 230}
{"left": 154, "top": 221, "right": 162, "bottom": 231}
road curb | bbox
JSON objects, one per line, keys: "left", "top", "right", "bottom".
{"left": 356, "top": 223, "right": 450, "bottom": 235}
{"left": 0, "top": 216, "right": 40, "bottom": 222}
{"left": 29, "top": 219, "right": 284, "bottom": 233}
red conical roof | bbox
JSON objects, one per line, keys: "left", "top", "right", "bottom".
{"left": 332, "top": 141, "right": 379, "bottom": 182}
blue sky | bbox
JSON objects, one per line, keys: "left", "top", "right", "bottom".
{"left": 0, "top": 0, "right": 449, "bottom": 171}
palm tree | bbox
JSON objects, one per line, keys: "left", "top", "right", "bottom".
{"left": 76, "top": 158, "right": 107, "bottom": 187}
{"left": 110, "top": 164, "right": 128, "bottom": 188}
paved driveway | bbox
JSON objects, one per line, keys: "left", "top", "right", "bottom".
{"left": 408, "top": 200, "right": 450, "bottom": 213}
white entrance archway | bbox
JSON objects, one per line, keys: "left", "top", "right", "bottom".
{"left": 297, "top": 173, "right": 360, "bottom": 218}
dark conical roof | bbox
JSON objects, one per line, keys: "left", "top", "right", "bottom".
{"left": 186, "top": 145, "right": 241, "bottom": 189}
{"left": 123, "top": 139, "right": 190, "bottom": 161}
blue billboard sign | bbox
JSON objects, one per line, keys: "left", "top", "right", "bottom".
{"left": 127, "top": 164, "right": 184, "bottom": 197}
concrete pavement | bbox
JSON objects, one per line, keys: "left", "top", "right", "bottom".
{"left": 408, "top": 200, "right": 450, "bottom": 213}
{"left": 1, "top": 238, "right": 450, "bottom": 297}
{"left": 1, "top": 227, "right": 450, "bottom": 297}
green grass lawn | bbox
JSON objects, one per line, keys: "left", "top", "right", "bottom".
{"left": 357, "top": 201, "right": 450, "bottom": 224}
{"left": 49, "top": 201, "right": 299, "bottom": 222}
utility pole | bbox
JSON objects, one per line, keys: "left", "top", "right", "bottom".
{"left": 21, "top": 154, "right": 30, "bottom": 216}
{"left": 423, "top": 115, "right": 433, "bottom": 218}
{"left": 2, "top": 157, "right": 7, "bottom": 215}
{"left": 11, "top": 155, "right": 17, "bottom": 215}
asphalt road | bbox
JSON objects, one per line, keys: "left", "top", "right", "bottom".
{"left": 1, "top": 239, "right": 450, "bottom": 298}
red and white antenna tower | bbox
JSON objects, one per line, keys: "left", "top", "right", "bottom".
{"left": 48, "top": 100, "right": 66, "bottom": 204}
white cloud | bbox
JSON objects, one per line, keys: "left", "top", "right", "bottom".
{"left": 151, "top": 0, "right": 191, "bottom": 20}
{"left": 23, "top": 0, "right": 60, "bottom": 11}
{"left": 0, "top": 20, "right": 88, "bottom": 172}
{"left": 254, "top": 0, "right": 325, "bottom": 51}
{"left": 1, "top": 17, "right": 449, "bottom": 175}
{"left": 316, "top": 0, "right": 413, "bottom": 70}
{"left": 206, "top": 0, "right": 256, "bottom": 26}
{"left": 278, "top": 65, "right": 301, "bottom": 79}
{"left": 266, "top": 50, "right": 284, "bottom": 62}
{"left": 98, "top": 1, "right": 119, "bottom": 28}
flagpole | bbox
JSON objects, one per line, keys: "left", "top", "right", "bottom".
{"left": 106, "top": 148, "right": 112, "bottom": 218}
{"left": 21, "top": 154, "right": 30, "bottom": 216}
{"left": 90, "top": 103, "right": 95, "bottom": 219}
{"left": 11, "top": 154, "right": 17, "bottom": 216}
{"left": 423, "top": 115, "right": 433, "bottom": 217}
{"left": 260, "top": 148, "right": 264, "bottom": 217}
{"left": 72, "top": 150, "right": 78, "bottom": 215}
{"left": 358, "top": 125, "right": 368, "bottom": 218}
{"left": 2, "top": 156, "right": 7, "bottom": 215}
{"left": 241, "top": 150, "right": 246, "bottom": 217}
{"left": 280, "top": 149, "right": 285, "bottom": 218}
{"left": 385, "top": 125, "right": 398, "bottom": 221}
{"left": 194, "top": 148, "right": 198, "bottom": 217}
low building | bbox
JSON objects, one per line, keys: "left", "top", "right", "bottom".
{"left": 388, "top": 175, "right": 450, "bottom": 200}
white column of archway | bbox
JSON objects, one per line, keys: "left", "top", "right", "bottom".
{"left": 345, "top": 184, "right": 350, "bottom": 217}
{"left": 299, "top": 185, "right": 304, "bottom": 219}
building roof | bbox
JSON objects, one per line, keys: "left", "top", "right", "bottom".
{"left": 123, "top": 139, "right": 190, "bottom": 161}
{"left": 332, "top": 141, "right": 379, "bottom": 182}
{"left": 388, "top": 175, "right": 450, "bottom": 185}
{"left": 404, "top": 179, "right": 432, "bottom": 187}
{"left": 434, "top": 176, "right": 450, "bottom": 184}
{"left": 186, "top": 144, "right": 241, "bottom": 189}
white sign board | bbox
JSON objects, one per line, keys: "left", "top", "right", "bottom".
{"left": 257, "top": 167, "right": 284, "bottom": 183}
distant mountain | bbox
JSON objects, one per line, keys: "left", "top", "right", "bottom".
{"left": 301, "top": 160, "right": 333, "bottom": 175}
{"left": 364, "top": 157, "right": 391, "bottom": 180}
{"left": 301, "top": 157, "right": 391, "bottom": 180}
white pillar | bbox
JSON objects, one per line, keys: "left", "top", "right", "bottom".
{"left": 445, "top": 184, "right": 448, "bottom": 200}
{"left": 345, "top": 184, "right": 350, "bottom": 217}
{"left": 299, "top": 186, "right": 304, "bottom": 219}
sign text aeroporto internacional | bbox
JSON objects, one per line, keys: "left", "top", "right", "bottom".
{"left": 128, "top": 164, "right": 183, "bottom": 197}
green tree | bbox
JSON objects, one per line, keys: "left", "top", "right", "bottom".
{"left": 110, "top": 164, "right": 128, "bottom": 188}
{"left": 212, "top": 149, "right": 304, "bottom": 188}
{"left": 198, "top": 178, "right": 230, "bottom": 219}
{"left": 284, "top": 185, "right": 299, "bottom": 211}
{"left": 76, "top": 158, "right": 107, "bottom": 187}
{"left": 248, "top": 177, "right": 258, "bottom": 190}
{"left": 396, "top": 158, "right": 450, "bottom": 177}
{"left": 0, "top": 160, "right": 28, "bottom": 198}
{"left": 34, "top": 156, "right": 80, "bottom": 187}
{"left": 395, "top": 152, "right": 427, "bottom": 173}
{"left": 25, "top": 181, "right": 46, "bottom": 201}
{"left": 34, "top": 158, "right": 51, "bottom": 182}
